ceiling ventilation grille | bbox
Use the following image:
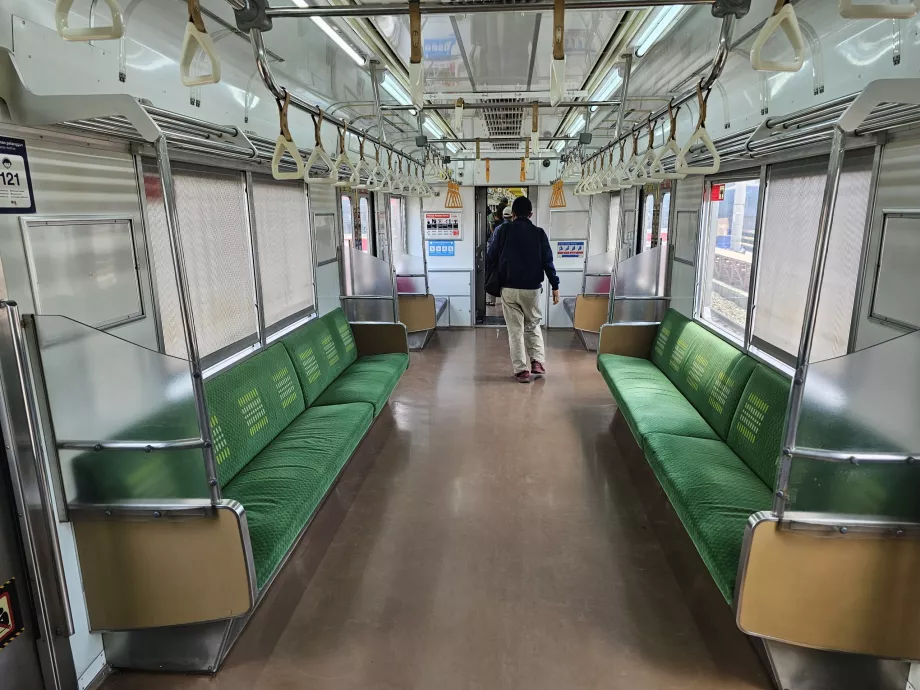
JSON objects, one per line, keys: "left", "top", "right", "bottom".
{"left": 481, "top": 98, "right": 524, "bottom": 150}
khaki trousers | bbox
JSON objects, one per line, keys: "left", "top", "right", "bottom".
{"left": 501, "top": 288, "right": 545, "bottom": 373}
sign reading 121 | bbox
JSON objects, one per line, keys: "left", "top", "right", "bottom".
{"left": 0, "top": 136, "right": 36, "bottom": 214}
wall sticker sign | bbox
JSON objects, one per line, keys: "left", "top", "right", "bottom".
{"left": 711, "top": 183, "right": 726, "bottom": 202}
{"left": 0, "top": 136, "right": 35, "bottom": 214}
{"left": 556, "top": 241, "right": 585, "bottom": 259}
{"left": 428, "top": 240, "right": 456, "bottom": 257}
{"left": 424, "top": 212, "right": 462, "bottom": 240}
{"left": 0, "top": 579, "right": 25, "bottom": 652}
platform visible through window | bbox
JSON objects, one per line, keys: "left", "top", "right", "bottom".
{"left": 700, "top": 178, "right": 761, "bottom": 341}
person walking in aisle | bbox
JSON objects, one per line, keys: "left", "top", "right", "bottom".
{"left": 486, "top": 196, "right": 560, "bottom": 383}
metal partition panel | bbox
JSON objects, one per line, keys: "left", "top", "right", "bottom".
{"left": 788, "top": 330, "right": 920, "bottom": 518}
{"left": 395, "top": 253, "right": 427, "bottom": 295}
{"left": 343, "top": 246, "right": 393, "bottom": 296}
{"left": 584, "top": 249, "right": 616, "bottom": 297}
{"left": 33, "top": 315, "right": 206, "bottom": 504}
{"left": 614, "top": 244, "right": 666, "bottom": 296}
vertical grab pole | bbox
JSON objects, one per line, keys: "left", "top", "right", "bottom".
{"left": 387, "top": 192, "right": 400, "bottom": 323}
{"left": 244, "top": 171, "right": 266, "bottom": 346}
{"left": 774, "top": 126, "right": 846, "bottom": 517}
{"left": 421, "top": 200, "right": 430, "bottom": 296}
{"left": 606, "top": 53, "right": 633, "bottom": 324}
{"left": 154, "top": 134, "right": 219, "bottom": 505}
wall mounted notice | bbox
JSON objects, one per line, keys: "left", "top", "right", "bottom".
{"left": 556, "top": 241, "right": 585, "bottom": 259}
{"left": 428, "top": 240, "right": 456, "bottom": 257}
{"left": 424, "top": 212, "right": 462, "bottom": 240}
{"left": 0, "top": 137, "right": 35, "bottom": 214}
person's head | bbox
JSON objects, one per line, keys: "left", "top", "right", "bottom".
{"left": 502, "top": 206, "right": 513, "bottom": 220}
{"left": 511, "top": 196, "right": 533, "bottom": 219}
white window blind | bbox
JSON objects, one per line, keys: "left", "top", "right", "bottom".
{"left": 144, "top": 163, "right": 258, "bottom": 360}
{"left": 753, "top": 154, "right": 872, "bottom": 362}
{"left": 251, "top": 176, "right": 315, "bottom": 329}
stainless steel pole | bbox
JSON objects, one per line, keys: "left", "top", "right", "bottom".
{"left": 154, "top": 135, "right": 220, "bottom": 506}
{"left": 774, "top": 126, "right": 847, "bottom": 518}
{"left": 244, "top": 172, "right": 267, "bottom": 346}
{"left": 614, "top": 52, "right": 633, "bottom": 143}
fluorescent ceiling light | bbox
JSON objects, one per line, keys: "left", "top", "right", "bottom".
{"left": 423, "top": 120, "right": 444, "bottom": 138}
{"left": 590, "top": 70, "right": 623, "bottom": 112}
{"left": 566, "top": 116, "right": 586, "bottom": 137}
{"left": 551, "top": 139, "right": 566, "bottom": 153}
{"left": 381, "top": 74, "right": 411, "bottom": 105}
{"left": 292, "top": 0, "right": 367, "bottom": 66}
{"left": 634, "top": 6, "right": 685, "bottom": 58}
{"left": 447, "top": 143, "right": 460, "bottom": 154}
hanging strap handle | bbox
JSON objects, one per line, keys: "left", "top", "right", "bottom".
{"left": 550, "top": 0, "right": 566, "bottom": 106}
{"left": 651, "top": 100, "right": 685, "bottom": 181}
{"left": 676, "top": 81, "right": 721, "bottom": 175}
{"left": 180, "top": 0, "right": 221, "bottom": 86}
{"left": 56, "top": 0, "right": 125, "bottom": 41}
{"left": 839, "top": 0, "right": 919, "bottom": 19}
{"left": 751, "top": 0, "right": 805, "bottom": 73}
{"left": 305, "top": 107, "right": 338, "bottom": 183}
{"left": 271, "top": 92, "right": 305, "bottom": 180}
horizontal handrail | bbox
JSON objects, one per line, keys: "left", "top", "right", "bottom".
{"left": 613, "top": 295, "right": 672, "bottom": 301}
{"left": 340, "top": 295, "right": 394, "bottom": 301}
{"left": 68, "top": 499, "right": 216, "bottom": 519}
{"left": 786, "top": 446, "right": 918, "bottom": 465}
{"left": 58, "top": 438, "right": 208, "bottom": 452}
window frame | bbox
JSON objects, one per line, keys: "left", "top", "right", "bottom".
{"left": 694, "top": 166, "right": 767, "bottom": 350}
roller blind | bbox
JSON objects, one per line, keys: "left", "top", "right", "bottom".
{"left": 607, "top": 192, "right": 621, "bottom": 252}
{"left": 250, "top": 176, "right": 315, "bottom": 329}
{"left": 753, "top": 153, "right": 873, "bottom": 362}
{"left": 144, "top": 163, "right": 258, "bottom": 360}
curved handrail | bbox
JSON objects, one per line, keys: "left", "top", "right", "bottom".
{"left": 180, "top": 0, "right": 221, "bottom": 87}
{"left": 56, "top": 0, "right": 124, "bottom": 41}
{"left": 839, "top": 0, "right": 919, "bottom": 19}
{"left": 751, "top": 2, "right": 805, "bottom": 73}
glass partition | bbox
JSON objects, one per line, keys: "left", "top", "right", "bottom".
{"left": 341, "top": 246, "right": 395, "bottom": 322}
{"left": 33, "top": 315, "right": 207, "bottom": 504}
{"left": 583, "top": 250, "right": 615, "bottom": 295}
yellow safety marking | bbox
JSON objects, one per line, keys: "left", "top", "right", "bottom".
{"left": 322, "top": 333, "right": 339, "bottom": 366}
{"left": 654, "top": 326, "right": 671, "bottom": 358}
{"left": 272, "top": 367, "right": 298, "bottom": 408}
{"left": 669, "top": 336, "right": 691, "bottom": 372}
{"left": 299, "top": 347, "right": 322, "bottom": 384}
{"left": 708, "top": 371, "right": 734, "bottom": 415}
{"left": 688, "top": 353, "right": 708, "bottom": 391}
{"left": 210, "top": 415, "right": 231, "bottom": 464}
{"left": 337, "top": 321, "right": 355, "bottom": 352}
{"left": 736, "top": 392, "right": 769, "bottom": 443}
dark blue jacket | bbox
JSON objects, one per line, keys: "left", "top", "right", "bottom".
{"left": 486, "top": 218, "right": 560, "bottom": 291}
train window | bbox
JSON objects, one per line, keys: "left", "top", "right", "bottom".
{"left": 607, "top": 192, "right": 621, "bottom": 252}
{"left": 698, "top": 177, "right": 761, "bottom": 342}
{"left": 641, "top": 194, "right": 655, "bottom": 251}
{"left": 250, "top": 177, "right": 315, "bottom": 331}
{"left": 21, "top": 217, "right": 144, "bottom": 330}
{"left": 641, "top": 191, "right": 672, "bottom": 251}
{"left": 870, "top": 214, "right": 920, "bottom": 330}
{"left": 660, "top": 192, "right": 671, "bottom": 245}
{"left": 341, "top": 194, "right": 355, "bottom": 249}
{"left": 359, "top": 195, "right": 373, "bottom": 254}
{"left": 753, "top": 157, "right": 872, "bottom": 361}
{"left": 390, "top": 197, "right": 407, "bottom": 254}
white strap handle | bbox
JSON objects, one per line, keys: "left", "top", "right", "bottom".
{"left": 453, "top": 99, "right": 464, "bottom": 132}
{"left": 839, "top": 0, "right": 919, "bottom": 19}
{"left": 56, "top": 0, "right": 124, "bottom": 41}
{"left": 180, "top": 21, "right": 221, "bottom": 87}
{"left": 650, "top": 140, "right": 686, "bottom": 180}
{"left": 365, "top": 161, "right": 384, "bottom": 191}
{"left": 751, "top": 3, "right": 805, "bottom": 73}
{"left": 271, "top": 136, "right": 305, "bottom": 180}
{"left": 676, "top": 126, "right": 720, "bottom": 175}
{"left": 550, "top": 58, "right": 567, "bottom": 107}
{"left": 350, "top": 158, "right": 368, "bottom": 189}
{"left": 332, "top": 152, "right": 355, "bottom": 188}
{"left": 305, "top": 146, "right": 337, "bottom": 184}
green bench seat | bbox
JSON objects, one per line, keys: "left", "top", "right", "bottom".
{"left": 222, "top": 402, "right": 374, "bottom": 587}
{"left": 598, "top": 309, "right": 789, "bottom": 604}
{"left": 205, "top": 308, "right": 407, "bottom": 591}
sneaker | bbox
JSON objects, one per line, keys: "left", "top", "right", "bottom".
{"left": 514, "top": 370, "right": 533, "bottom": 383}
{"left": 531, "top": 361, "right": 546, "bottom": 377}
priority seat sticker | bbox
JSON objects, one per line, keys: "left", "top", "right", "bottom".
{"left": 0, "top": 578, "right": 25, "bottom": 652}
{"left": 0, "top": 137, "right": 36, "bottom": 214}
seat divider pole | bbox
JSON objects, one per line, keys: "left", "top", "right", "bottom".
{"left": 775, "top": 125, "right": 846, "bottom": 518}
{"left": 154, "top": 134, "right": 219, "bottom": 505}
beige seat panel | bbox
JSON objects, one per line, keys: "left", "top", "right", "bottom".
{"left": 573, "top": 295, "right": 609, "bottom": 334}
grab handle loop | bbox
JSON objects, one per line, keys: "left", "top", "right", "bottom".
{"left": 650, "top": 101, "right": 686, "bottom": 181}
{"left": 56, "top": 0, "right": 124, "bottom": 41}
{"left": 350, "top": 135, "right": 368, "bottom": 189}
{"left": 453, "top": 98, "right": 464, "bottom": 132}
{"left": 271, "top": 93, "right": 306, "bottom": 180}
{"left": 751, "top": 0, "right": 805, "bottom": 73}
{"left": 333, "top": 122, "right": 356, "bottom": 188}
{"left": 531, "top": 103, "right": 540, "bottom": 154}
{"left": 676, "top": 83, "right": 720, "bottom": 175}
{"left": 305, "top": 108, "right": 338, "bottom": 184}
{"left": 366, "top": 144, "right": 383, "bottom": 191}
{"left": 549, "top": 0, "right": 567, "bottom": 106}
{"left": 180, "top": 0, "right": 221, "bottom": 86}
{"left": 839, "top": 0, "right": 919, "bottom": 19}
{"left": 408, "top": 0, "right": 425, "bottom": 107}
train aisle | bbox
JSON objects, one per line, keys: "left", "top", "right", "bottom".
{"left": 105, "top": 330, "right": 769, "bottom": 690}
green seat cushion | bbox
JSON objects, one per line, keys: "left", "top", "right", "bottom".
{"left": 323, "top": 309, "right": 358, "bottom": 376}
{"left": 608, "top": 373, "right": 721, "bottom": 446}
{"left": 223, "top": 402, "right": 374, "bottom": 588}
{"left": 727, "top": 365, "right": 791, "bottom": 487}
{"left": 279, "top": 317, "right": 342, "bottom": 406}
{"left": 314, "top": 355, "right": 406, "bottom": 416}
{"left": 205, "top": 345, "right": 305, "bottom": 488}
{"left": 679, "top": 336, "right": 757, "bottom": 441}
{"left": 598, "top": 353, "right": 667, "bottom": 389}
{"left": 644, "top": 433, "right": 773, "bottom": 603}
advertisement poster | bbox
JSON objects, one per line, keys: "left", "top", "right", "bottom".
{"left": 0, "top": 137, "right": 35, "bottom": 214}
{"left": 424, "top": 212, "right": 462, "bottom": 240}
